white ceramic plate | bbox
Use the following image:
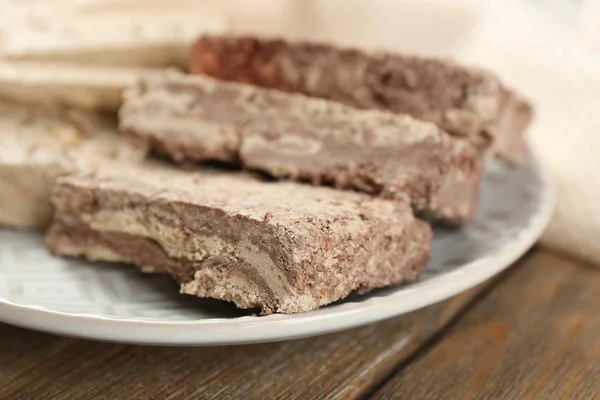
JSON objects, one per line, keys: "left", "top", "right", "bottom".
{"left": 0, "top": 153, "right": 554, "bottom": 345}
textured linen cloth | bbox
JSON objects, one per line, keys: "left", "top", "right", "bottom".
{"left": 451, "top": 0, "right": 600, "bottom": 265}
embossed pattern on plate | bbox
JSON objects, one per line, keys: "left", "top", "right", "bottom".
{"left": 0, "top": 154, "right": 554, "bottom": 345}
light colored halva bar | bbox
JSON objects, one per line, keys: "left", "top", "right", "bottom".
{"left": 0, "top": 101, "right": 147, "bottom": 229}
{"left": 0, "top": 61, "right": 160, "bottom": 112}
{"left": 0, "top": 4, "right": 226, "bottom": 68}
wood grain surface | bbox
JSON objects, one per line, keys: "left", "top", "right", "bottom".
{"left": 1, "top": 250, "right": 598, "bottom": 400}
{"left": 0, "top": 280, "right": 486, "bottom": 400}
{"left": 372, "top": 251, "right": 600, "bottom": 400}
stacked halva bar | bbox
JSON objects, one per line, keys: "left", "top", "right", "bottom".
{"left": 0, "top": 101, "right": 147, "bottom": 228}
{"left": 190, "top": 35, "right": 533, "bottom": 163}
{"left": 46, "top": 162, "right": 431, "bottom": 314}
{"left": 1, "top": 35, "right": 532, "bottom": 314}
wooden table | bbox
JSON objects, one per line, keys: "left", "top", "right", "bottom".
{"left": 1, "top": 249, "right": 599, "bottom": 399}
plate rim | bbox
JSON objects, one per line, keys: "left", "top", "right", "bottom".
{"left": 0, "top": 153, "right": 555, "bottom": 345}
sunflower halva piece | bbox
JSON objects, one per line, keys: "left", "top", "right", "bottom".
{"left": 45, "top": 162, "right": 432, "bottom": 314}
{"left": 0, "top": 61, "right": 161, "bottom": 112}
{"left": 0, "top": 101, "right": 147, "bottom": 229}
{"left": 120, "top": 72, "right": 483, "bottom": 225}
{"left": 190, "top": 35, "right": 533, "bottom": 163}
{"left": 0, "top": 4, "right": 226, "bottom": 68}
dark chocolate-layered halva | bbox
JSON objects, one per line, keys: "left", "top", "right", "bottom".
{"left": 45, "top": 162, "right": 432, "bottom": 314}
{"left": 120, "top": 72, "right": 482, "bottom": 225}
{"left": 190, "top": 35, "right": 533, "bottom": 163}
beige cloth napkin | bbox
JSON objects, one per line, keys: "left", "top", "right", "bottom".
{"left": 450, "top": 0, "right": 600, "bottom": 265}
{"left": 3, "top": 0, "right": 600, "bottom": 265}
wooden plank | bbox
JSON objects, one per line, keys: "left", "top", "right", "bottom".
{"left": 0, "top": 278, "right": 490, "bottom": 400}
{"left": 372, "top": 250, "right": 600, "bottom": 400}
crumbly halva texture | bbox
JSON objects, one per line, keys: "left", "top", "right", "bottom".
{"left": 0, "top": 101, "right": 147, "bottom": 229}
{"left": 190, "top": 35, "right": 533, "bottom": 163}
{"left": 45, "top": 162, "right": 432, "bottom": 314}
{"left": 120, "top": 72, "right": 482, "bottom": 225}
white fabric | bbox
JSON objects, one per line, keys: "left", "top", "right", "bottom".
{"left": 451, "top": 1, "right": 600, "bottom": 265}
